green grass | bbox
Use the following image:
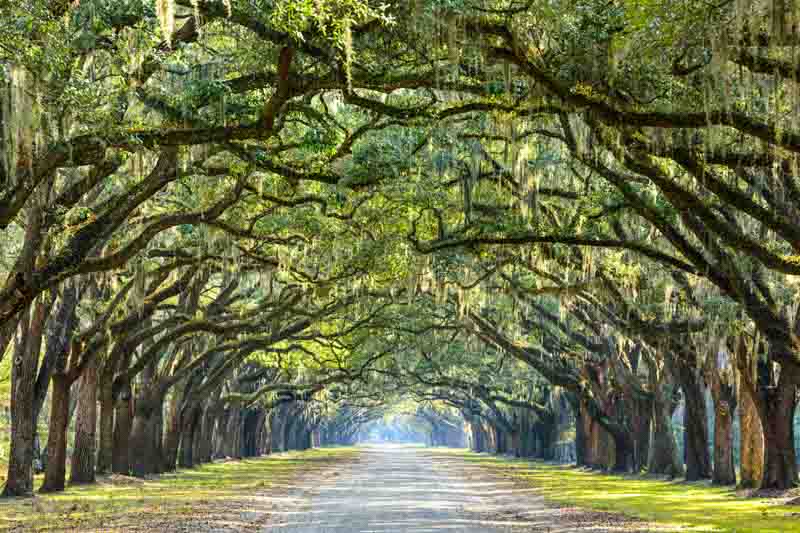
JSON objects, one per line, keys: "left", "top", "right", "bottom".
{"left": 0, "top": 447, "right": 359, "bottom": 532}
{"left": 442, "top": 450, "right": 800, "bottom": 533}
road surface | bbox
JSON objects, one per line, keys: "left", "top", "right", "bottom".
{"left": 262, "top": 444, "right": 647, "bottom": 532}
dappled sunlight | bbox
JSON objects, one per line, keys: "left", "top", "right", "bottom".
{"left": 0, "top": 448, "right": 359, "bottom": 532}
{"left": 453, "top": 451, "right": 800, "bottom": 533}
{"left": 262, "top": 445, "right": 653, "bottom": 532}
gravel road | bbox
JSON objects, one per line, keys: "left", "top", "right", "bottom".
{"left": 261, "top": 444, "right": 651, "bottom": 532}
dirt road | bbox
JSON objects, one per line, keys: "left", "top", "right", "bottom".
{"left": 262, "top": 444, "right": 649, "bottom": 532}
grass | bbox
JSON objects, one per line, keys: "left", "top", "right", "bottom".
{"left": 441, "top": 450, "right": 800, "bottom": 533}
{"left": 0, "top": 447, "right": 359, "bottom": 532}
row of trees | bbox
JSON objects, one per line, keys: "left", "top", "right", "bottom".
{"left": 2, "top": 0, "right": 800, "bottom": 498}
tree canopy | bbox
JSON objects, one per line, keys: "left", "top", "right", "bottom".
{"left": 2, "top": 0, "right": 800, "bottom": 498}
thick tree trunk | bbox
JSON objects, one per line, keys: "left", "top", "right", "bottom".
{"left": 191, "top": 406, "right": 206, "bottom": 464}
{"left": 2, "top": 348, "right": 37, "bottom": 496}
{"left": 281, "top": 411, "right": 294, "bottom": 452}
{"left": 494, "top": 425, "right": 506, "bottom": 454}
{"left": 162, "top": 392, "right": 183, "bottom": 471}
{"left": 40, "top": 374, "right": 70, "bottom": 492}
{"left": 631, "top": 399, "right": 651, "bottom": 472}
{"left": 534, "top": 419, "right": 554, "bottom": 460}
{"left": 130, "top": 404, "right": 157, "bottom": 478}
{"left": 152, "top": 398, "right": 164, "bottom": 474}
{"left": 272, "top": 410, "right": 287, "bottom": 453}
{"left": 712, "top": 398, "right": 736, "bottom": 485}
{"left": 70, "top": 362, "right": 98, "bottom": 485}
{"left": 213, "top": 409, "right": 229, "bottom": 459}
{"left": 112, "top": 395, "right": 133, "bottom": 474}
{"left": 760, "top": 370, "right": 799, "bottom": 489}
{"left": 2, "top": 300, "right": 46, "bottom": 497}
{"left": 129, "top": 418, "right": 155, "bottom": 478}
{"left": 677, "top": 365, "right": 712, "bottom": 480}
{"left": 265, "top": 420, "right": 274, "bottom": 451}
{"left": 225, "top": 407, "right": 241, "bottom": 458}
{"left": 647, "top": 390, "right": 683, "bottom": 478}
{"left": 197, "top": 403, "right": 216, "bottom": 463}
{"left": 611, "top": 431, "right": 633, "bottom": 473}
{"left": 739, "top": 380, "right": 764, "bottom": 488}
{"left": 179, "top": 405, "right": 200, "bottom": 468}
{"left": 469, "top": 421, "right": 484, "bottom": 452}
{"left": 574, "top": 406, "right": 588, "bottom": 466}
{"left": 253, "top": 412, "right": 267, "bottom": 455}
{"left": 2, "top": 207, "right": 45, "bottom": 497}
{"left": 96, "top": 383, "right": 115, "bottom": 475}
{"left": 510, "top": 430, "right": 521, "bottom": 457}
{"left": 705, "top": 345, "right": 738, "bottom": 485}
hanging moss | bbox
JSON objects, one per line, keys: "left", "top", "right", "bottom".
{"left": 156, "top": 0, "right": 175, "bottom": 47}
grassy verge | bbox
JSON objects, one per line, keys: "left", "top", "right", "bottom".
{"left": 0, "top": 447, "right": 359, "bottom": 532}
{"left": 442, "top": 450, "right": 800, "bottom": 532}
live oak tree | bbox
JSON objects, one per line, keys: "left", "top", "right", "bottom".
{"left": 3, "top": 0, "right": 800, "bottom": 498}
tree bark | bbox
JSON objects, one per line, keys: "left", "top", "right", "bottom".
{"left": 739, "top": 379, "right": 764, "bottom": 488}
{"left": 760, "top": 367, "right": 799, "bottom": 489}
{"left": 647, "top": 387, "right": 683, "bottom": 477}
{"left": 178, "top": 404, "right": 200, "bottom": 468}
{"left": 96, "top": 382, "right": 115, "bottom": 475}
{"left": 197, "top": 402, "right": 216, "bottom": 463}
{"left": 574, "top": 405, "right": 588, "bottom": 466}
{"left": 676, "top": 364, "right": 712, "bottom": 480}
{"left": 712, "top": 397, "right": 737, "bottom": 485}
{"left": 112, "top": 394, "right": 132, "bottom": 474}
{"left": 191, "top": 404, "right": 206, "bottom": 464}
{"left": 152, "top": 397, "right": 164, "bottom": 474}
{"left": 1, "top": 200, "right": 45, "bottom": 497}
{"left": 70, "top": 362, "right": 98, "bottom": 484}
{"left": 39, "top": 374, "right": 70, "bottom": 492}
{"left": 611, "top": 431, "right": 634, "bottom": 473}
{"left": 130, "top": 401, "right": 158, "bottom": 478}
{"left": 162, "top": 390, "right": 183, "bottom": 471}
{"left": 1, "top": 320, "right": 36, "bottom": 497}
{"left": 630, "top": 398, "right": 651, "bottom": 472}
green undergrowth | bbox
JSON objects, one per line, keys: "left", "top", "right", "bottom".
{"left": 446, "top": 450, "right": 800, "bottom": 532}
{"left": 0, "top": 447, "right": 359, "bottom": 532}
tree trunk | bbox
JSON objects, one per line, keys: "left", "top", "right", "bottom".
{"left": 70, "top": 362, "right": 98, "bottom": 485}
{"left": 631, "top": 399, "right": 651, "bottom": 472}
{"left": 739, "top": 379, "right": 764, "bottom": 488}
{"left": 213, "top": 409, "right": 230, "bottom": 459}
{"left": 253, "top": 412, "right": 267, "bottom": 455}
{"left": 96, "top": 382, "right": 115, "bottom": 475}
{"left": 2, "top": 300, "right": 46, "bottom": 497}
{"left": 712, "top": 397, "right": 736, "bottom": 485}
{"left": 271, "top": 410, "right": 286, "bottom": 453}
{"left": 265, "top": 418, "right": 274, "bottom": 451}
{"left": 197, "top": 403, "right": 215, "bottom": 463}
{"left": 191, "top": 406, "right": 206, "bottom": 464}
{"left": 162, "top": 392, "right": 183, "bottom": 471}
{"left": 611, "top": 431, "right": 633, "bottom": 473}
{"left": 648, "top": 389, "right": 683, "bottom": 478}
{"left": 574, "top": 406, "right": 588, "bottom": 466}
{"left": 112, "top": 395, "right": 132, "bottom": 474}
{"left": 510, "top": 430, "right": 521, "bottom": 457}
{"left": 2, "top": 205, "right": 45, "bottom": 497}
{"left": 677, "top": 365, "right": 712, "bottom": 480}
{"left": 130, "top": 405, "right": 157, "bottom": 478}
{"left": 178, "top": 405, "right": 200, "bottom": 468}
{"left": 152, "top": 397, "right": 164, "bottom": 474}
{"left": 2, "top": 342, "right": 37, "bottom": 496}
{"left": 40, "top": 374, "right": 70, "bottom": 492}
{"left": 760, "top": 369, "right": 799, "bottom": 489}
